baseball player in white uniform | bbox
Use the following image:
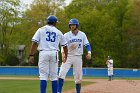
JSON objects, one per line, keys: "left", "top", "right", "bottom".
{"left": 28, "top": 15, "right": 68, "bottom": 93}
{"left": 58, "top": 18, "right": 91, "bottom": 93}
{"left": 106, "top": 56, "right": 114, "bottom": 81}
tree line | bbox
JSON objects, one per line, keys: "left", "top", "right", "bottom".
{"left": 0, "top": 0, "right": 140, "bottom": 68}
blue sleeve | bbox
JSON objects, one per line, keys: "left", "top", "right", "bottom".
{"left": 85, "top": 44, "right": 91, "bottom": 52}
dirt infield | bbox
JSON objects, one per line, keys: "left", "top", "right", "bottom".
{"left": 0, "top": 77, "right": 139, "bottom": 93}
{"left": 64, "top": 79, "right": 140, "bottom": 93}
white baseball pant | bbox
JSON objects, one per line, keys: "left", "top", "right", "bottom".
{"left": 38, "top": 51, "right": 58, "bottom": 81}
{"left": 108, "top": 67, "right": 113, "bottom": 76}
{"left": 59, "top": 55, "right": 83, "bottom": 83}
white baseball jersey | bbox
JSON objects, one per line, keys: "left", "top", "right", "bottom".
{"left": 107, "top": 59, "right": 113, "bottom": 76}
{"left": 32, "top": 25, "right": 67, "bottom": 81}
{"left": 32, "top": 25, "right": 67, "bottom": 51}
{"left": 107, "top": 59, "right": 113, "bottom": 68}
{"left": 63, "top": 30, "right": 89, "bottom": 56}
{"left": 59, "top": 30, "right": 89, "bottom": 82}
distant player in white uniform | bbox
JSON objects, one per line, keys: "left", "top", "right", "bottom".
{"left": 106, "top": 56, "right": 114, "bottom": 81}
{"left": 28, "top": 15, "right": 68, "bottom": 93}
{"left": 58, "top": 18, "right": 91, "bottom": 93}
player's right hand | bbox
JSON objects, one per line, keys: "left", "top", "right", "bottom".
{"left": 62, "top": 52, "right": 67, "bottom": 63}
{"left": 28, "top": 56, "right": 34, "bottom": 64}
{"left": 62, "top": 57, "right": 67, "bottom": 63}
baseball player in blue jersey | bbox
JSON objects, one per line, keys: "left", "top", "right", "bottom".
{"left": 58, "top": 18, "right": 91, "bottom": 93}
{"left": 106, "top": 56, "right": 114, "bottom": 81}
{"left": 28, "top": 15, "right": 68, "bottom": 93}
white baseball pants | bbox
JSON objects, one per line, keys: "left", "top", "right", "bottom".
{"left": 108, "top": 67, "right": 113, "bottom": 76}
{"left": 59, "top": 55, "right": 83, "bottom": 83}
{"left": 38, "top": 51, "right": 58, "bottom": 81}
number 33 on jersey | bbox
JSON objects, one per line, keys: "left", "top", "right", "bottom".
{"left": 32, "top": 25, "right": 67, "bottom": 51}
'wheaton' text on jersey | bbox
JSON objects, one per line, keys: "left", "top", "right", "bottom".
{"left": 69, "top": 39, "right": 82, "bottom": 43}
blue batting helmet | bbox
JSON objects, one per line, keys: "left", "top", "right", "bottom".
{"left": 47, "top": 15, "right": 58, "bottom": 23}
{"left": 69, "top": 18, "right": 79, "bottom": 28}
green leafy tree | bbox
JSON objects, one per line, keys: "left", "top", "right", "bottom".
{"left": 7, "top": 0, "right": 139, "bottom": 67}
{"left": 64, "top": 0, "right": 137, "bottom": 68}
{"left": 0, "top": 0, "right": 21, "bottom": 55}
{"left": 124, "top": 0, "right": 140, "bottom": 68}
{"left": 17, "top": 0, "right": 66, "bottom": 65}
{"left": 0, "top": 0, "right": 23, "bottom": 66}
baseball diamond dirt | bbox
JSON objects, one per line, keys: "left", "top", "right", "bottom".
{"left": 0, "top": 77, "right": 139, "bottom": 93}
{"left": 64, "top": 79, "right": 140, "bottom": 93}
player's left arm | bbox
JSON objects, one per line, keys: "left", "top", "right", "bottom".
{"left": 83, "top": 33, "right": 91, "bottom": 60}
{"left": 85, "top": 44, "right": 91, "bottom": 60}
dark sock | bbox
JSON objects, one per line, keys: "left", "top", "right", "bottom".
{"left": 52, "top": 80, "right": 57, "bottom": 93}
{"left": 76, "top": 84, "right": 81, "bottom": 93}
{"left": 40, "top": 80, "right": 47, "bottom": 93}
{"left": 58, "top": 78, "right": 64, "bottom": 93}
{"left": 109, "top": 76, "right": 111, "bottom": 81}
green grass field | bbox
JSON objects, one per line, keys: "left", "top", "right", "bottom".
{"left": 0, "top": 75, "right": 139, "bottom": 93}
{"left": 0, "top": 79, "right": 93, "bottom": 93}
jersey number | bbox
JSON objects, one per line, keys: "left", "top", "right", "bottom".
{"left": 78, "top": 44, "right": 81, "bottom": 48}
{"left": 46, "top": 32, "right": 56, "bottom": 42}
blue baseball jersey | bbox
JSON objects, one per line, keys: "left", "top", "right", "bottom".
{"left": 32, "top": 25, "right": 67, "bottom": 51}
